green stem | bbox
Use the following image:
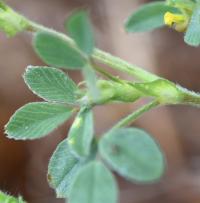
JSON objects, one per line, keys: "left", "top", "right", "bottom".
{"left": 5, "top": 8, "right": 200, "bottom": 106}
{"left": 177, "top": 85, "right": 200, "bottom": 106}
{"left": 2, "top": 3, "right": 200, "bottom": 107}
{"left": 82, "top": 61, "right": 100, "bottom": 100}
{"left": 93, "top": 49, "right": 159, "bottom": 82}
{"left": 93, "top": 64, "right": 123, "bottom": 83}
{"left": 112, "top": 100, "right": 160, "bottom": 129}
{"left": 28, "top": 22, "right": 159, "bottom": 82}
{"left": 29, "top": 22, "right": 200, "bottom": 107}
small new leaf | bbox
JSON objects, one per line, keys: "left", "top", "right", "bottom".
{"left": 69, "top": 161, "right": 118, "bottom": 203}
{"left": 125, "top": 1, "right": 180, "bottom": 32}
{"left": 5, "top": 102, "right": 74, "bottom": 140}
{"left": 68, "top": 107, "right": 94, "bottom": 157}
{"left": 66, "top": 10, "right": 95, "bottom": 55}
{"left": 184, "top": 5, "right": 200, "bottom": 46}
{"left": 33, "top": 32, "right": 86, "bottom": 69}
{"left": 99, "top": 128, "right": 165, "bottom": 182}
{"left": 48, "top": 139, "right": 85, "bottom": 198}
{"left": 24, "top": 66, "right": 79, "bottom": 104}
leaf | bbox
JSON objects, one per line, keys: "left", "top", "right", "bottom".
{"left": 24, "top": 66, "right": 79, "bottom": 104}
{"left": 33, "top": 32, "right": 86, "bottom": 69}
{"left": 69, "top": 161, "right": 118, "bottom": 203}
{"left": 66, "top": 11, "right": 99, "bottom": 99}
{"left": 48, "top": 139, "right": 85, "bottom": 198}
{"left": 66, "top": 10, "right": 95, "bottom": 55}
{"left": 184, "top": 6, "right": 200, "bottom": 46}
{"left": 68, "top": 107, "right": 94, "bottom": 157}
{"left": 99, "top": 128, "right": 165, "bottom": 182}
{"left": 5, "top": 102, "right": 74, "bottom": 140}
{"left": 125, "top": 1, "right": 180, "bottom": 32}
{"left": 0, "top": 191, "right": 25, "bottom": 203}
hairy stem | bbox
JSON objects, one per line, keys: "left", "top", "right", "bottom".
{"left": 92, "top": 49, "right": 159, "bottom": 82}
{"left": 29, "top": 22, "right": 200, "bottom": 106}
{"left": 2, "top": 4, "right": 200, "bottom": 106}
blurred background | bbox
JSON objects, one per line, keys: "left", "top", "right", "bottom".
{"left": 0, "top": 0, "right": 200, "bottom": 202}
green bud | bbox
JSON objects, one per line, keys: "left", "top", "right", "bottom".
{"left": 133, "top": 79, "right": 183, "bottom": 104}
{"left": 0, "top": 1, "right": 29, "bottom": 36}
{"left": 97, "top": 80, "right": 142, "bottom": 103}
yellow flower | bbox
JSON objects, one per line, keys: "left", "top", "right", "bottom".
{"left": 164, "top": 12, "right": 189, "bottom": 32}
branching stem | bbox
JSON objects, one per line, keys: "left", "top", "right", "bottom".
{"left": 112, "top": 100, "right": 160, "bottom": 129}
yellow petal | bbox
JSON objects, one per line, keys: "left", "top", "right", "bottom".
{"left": 164, "top": 12, "right": 188, "bottom": 32}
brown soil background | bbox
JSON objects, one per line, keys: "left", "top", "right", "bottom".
{"left": 0, "top": 0, "right": 200, "bottom": 202}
